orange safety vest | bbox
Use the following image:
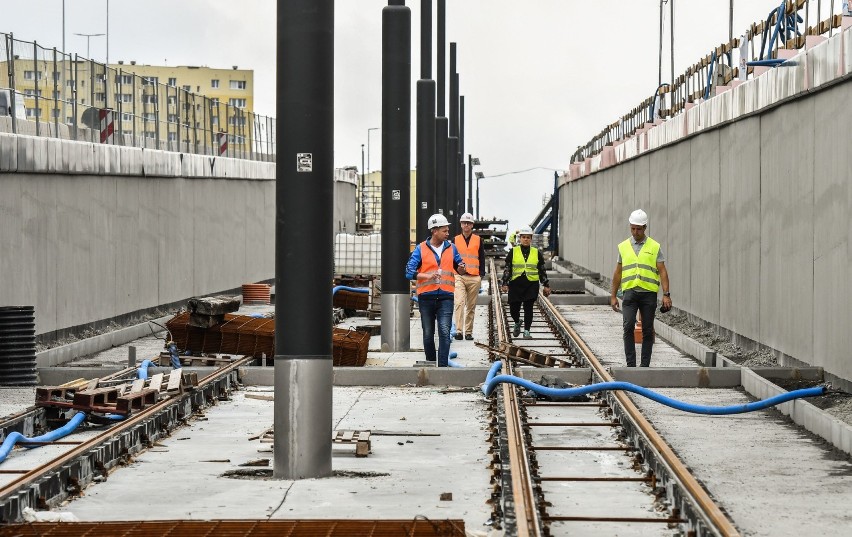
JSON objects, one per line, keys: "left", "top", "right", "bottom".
{"left": 416, "top": 241, "right": 457, "bottom": 295}
{"left": 454, "top": 234, "right": 481, "bottom": 276}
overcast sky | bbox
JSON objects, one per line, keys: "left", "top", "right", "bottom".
{"left": 5, "top": 0, "right": 809, "bottom": 231}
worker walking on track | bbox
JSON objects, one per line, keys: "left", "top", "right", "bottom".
{"left": 453, "top": 212, "right": 485, "bottom": 341}
{"left": 610, "top": 209, "right": 672, "bottom": 367}
{"left": 406, "top": 214, "right": 467, "bottom": 366}
{"left": 500, "top": 226, "right": 550, "bottom": 339}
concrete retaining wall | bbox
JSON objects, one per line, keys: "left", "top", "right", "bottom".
{"left": 559, "top": 78, "right": 852, "bottom": 383}
{"left": 0, "top": 133, "right": 276, "bottom": 338}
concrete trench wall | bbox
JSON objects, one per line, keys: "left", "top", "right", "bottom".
{"left": 0, "top": 133, "right": 276, "bottom": 340}
{"left": 559, "top": 79, "right": 852, "bottom": 383}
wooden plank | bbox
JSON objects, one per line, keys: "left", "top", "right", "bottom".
{"left": 85, "top": 379, "right": 99, "bottom": 391}
{"left": 148, "top": 373, "right": 164, "bottom": 393}
{"left": 245, "top": 394, "right": 274, "bottom": 402}
{"left": 166, "top": 369, "right": 183, "bottom": 392}
{"left": 341, "top": 431, "right": 355, "bottom": 442}
{"left": 130, "top": 379, "right": 145, "bottom": 393}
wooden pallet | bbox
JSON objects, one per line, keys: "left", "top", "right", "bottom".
{"left": 332, "top": 430, "right": 372, "bottom": 457}
{"left": 249, "top": 428, "right": 372, "bottom": 457}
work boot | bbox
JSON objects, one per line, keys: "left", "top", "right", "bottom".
{"left": 523, "top": 330, "right": 532, "bottom": 339}
{"left": 512, "top": 323, "right": 521, "bottom": 337}
{"left": 465, "top": 334, "right": 473, "bottom": 341}
{"left": 454, "top": 332, "right": 463, "bottom": 340}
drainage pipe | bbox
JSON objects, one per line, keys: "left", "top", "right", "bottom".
{"left": 0, "top": 412, "right": 87, "bottom": 464}
{"left": 481, "top": 362, "right": 827, "bottom": 415}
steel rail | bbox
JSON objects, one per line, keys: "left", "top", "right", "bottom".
{"left": 0, "top": 357, "right": 251, "bottom": 520}
{"left": 489, "top": 260, "right": 541, "bottom": 537}
{"left": 538, "top": 295, "right": 741, "bottom": 537}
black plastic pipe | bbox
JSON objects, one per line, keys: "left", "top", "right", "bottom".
{"left": 435, "top": 117, "right": 448, "bottom": 215}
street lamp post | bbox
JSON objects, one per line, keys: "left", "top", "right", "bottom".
{"left": 468, "top": 155, "right": 480, "bottom": 215}
{"left": 475, "top": 171, "right": 484, "bottom": 220}
{"left": 74, "top": 32, "right": 104, "bottom": 58}
{"left": 367, "top": 127, "right": 379, "bottom": 177}
{"left": 360, "top": 143, "right": 366, "bottom": 224}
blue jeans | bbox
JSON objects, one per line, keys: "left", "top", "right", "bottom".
{"left": 418, "top": 294, "right": 454, "bottom": 366}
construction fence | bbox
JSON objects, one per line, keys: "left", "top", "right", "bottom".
{"left": 1, "top": 32, "right": 275, "bottom": 161}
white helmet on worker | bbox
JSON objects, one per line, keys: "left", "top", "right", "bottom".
{"left": 518, "top": 226, "right": 534, "bottom": 236}
{"left": 459, "top": 212, "right": 475, "bottom": 223}
{"left": 628, "top": 209, "right": 648, "bottom": 226}
{"left": 427, "top": 213, "right": 450, "bottom": 229}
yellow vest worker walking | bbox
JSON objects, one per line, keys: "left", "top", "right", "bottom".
{"left": 453, "top": 213, "right": 485, "bottom": 340}
{"left": 500, "top": 226, "right": 550, "bottom": 339}
{"left": 609, "top": 209, "right": 672, "bottom": 367}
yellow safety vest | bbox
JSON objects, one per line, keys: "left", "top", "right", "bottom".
{"left": 511, "top": 246, "right": 539, "bottom": 281}
{"left": 618, "top": 237, "right": 661, "bottom": 292}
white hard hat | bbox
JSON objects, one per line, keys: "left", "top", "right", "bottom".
{"left": 427, "top": 213, "right": 450, "bottom": 229}
{"left": 628, "top": 209, "right": 648, "bottom": 226}
{"left": 518, "top": 226, "right": 534, "bottom": 236}
{"left": 460, "top": 212, "right": 475, "bottom": 223}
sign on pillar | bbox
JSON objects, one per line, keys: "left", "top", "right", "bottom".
{"left": 217, "top": 132, "right": 228, "bottom": 156}
{"left": 98, "top": 108, "right": 114, "bottom": 144}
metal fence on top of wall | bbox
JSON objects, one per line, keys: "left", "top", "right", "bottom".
{"left": 0, "top": 32, "right": 276, "bottom": 161}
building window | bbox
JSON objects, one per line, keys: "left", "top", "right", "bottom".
{"left": 143, "top": 77, "right": 158, "bottom": 86}
{"left": 144, "top": 131, "right": 156, "bottom": 139}
{"left": 51, "top": 108, "right": 61, "bottom": 118}
{"left": 52, "top": 90, "right": 61, "bottom": 99}
{"left": 167, "top": 114, "right": 178, "bottom": 123}
{"left": 167, "top": 96, "right": 177, "bottom": 106}
{"left": 119, "top": 75, "right": 133, "bottom": 85}
{"left": 121, "top": 113, "right": 133, "bottom": 121}
{"left": 229, "top": 116, "right": 246, "bottom": 126}
{"left": 26, "top": 107, "right": 41, "bottom": 117}
{"left": 211, "top": 79, "right": 219, "bottom": 88}
{"left": 66, "top": 79, "right": 76, "bottom": 88}
{"left": 228, "top": 135, "right": 245, "bottom": 144}
{"left": 142, "top": 112, "right": 156, "bottom": 121}
{"left": 210, "top": 98, "right": 220, "bottom": 106}
{"left": 52, "top": 71, "right": 61, "bottom": 79}
{"left": 229, "top": 80, "right": 246, "bottom": 90}
{"left": 211, "top": 116, "right": 219, "bottom": 125}
{"left": 182, "top": 85, "right": 191, "bottom": 92}
{"left": 66, "top": 116, "right": 74, "bottom": 124}
{"left": 23, "top": 71, "right": 43, "bottom": 81}
{"left": 119, "top": 93, "right": 132, "bottom": 103}
{"left": 228, "top": 98, "right": 246, "bottom": 108}
{"left": 23, "top": 89, "right": 42, "bottom": 97}
{"left": 167, "top": 132, "right": 177, "bottom": 142}
{"left": 142, "top": 95, "right": 158, "bottom": 104}
{"left": 168, "top": 77, "right": 177, "bottom": 87}
{"left": 95, "top": 92, "right": 106, "bottom": 102}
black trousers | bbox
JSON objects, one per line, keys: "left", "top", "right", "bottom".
{"left": 510, "top": 300, "right": 535, "bottom": 330}
{"left": 622, "top": 289, "right": 657, "bottom": 367}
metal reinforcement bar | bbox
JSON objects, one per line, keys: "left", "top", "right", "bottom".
{"left": 488, "top": 260, "right": 542, "bottom": 537}
{"left": 0, "top": 357, "right": 251, "bottom": 522}
{"left": 537, "top": 296, "right": 741, "bottom": 537}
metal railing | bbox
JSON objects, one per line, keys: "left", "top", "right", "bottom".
{"left": 572, "top": 0, "right": 849, "bottom": 163}
{"left": 1, "top": 32, "right": 275, "bottom": 161}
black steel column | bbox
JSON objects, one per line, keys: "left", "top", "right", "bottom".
{"left": 551, "top": 171, "right": 560, "bottom": 254}
{"left": 460, "top": 93, "right": 467, "bottom": 216}
{"left": 467, "top": 154, "right": 474, "bottom": 214}
{"left": 435, "top": 0, "right": 448, "bottom": 216}
{"left": 437, "top": 0, "right": 446, "bottom": 116}
{"left": 415, "top": 0, "right": 435, "bottom": 244}
{"left": 274, "top": 0, "right": 333, "bottom": 480}
{"left": 435, "top": 117, "right": 448, "bottom": 215}
{"left": 447, "top": 135, "right": 458, "bottom": 219}
{"left": 449, "top": 44, "right": 461, "bottom": 220}
{"left": 381, "top": 1, "right": 411, "bottom": 352}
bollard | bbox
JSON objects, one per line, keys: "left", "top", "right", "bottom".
{"left": 128, "top": 346, "right": 137, "bottom": 368}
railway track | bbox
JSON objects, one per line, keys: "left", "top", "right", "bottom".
{"left": 0, "top": 357, "right": 250, "bottom": 522}
{"left": 486, "top": 260, "right": 740, "bottom": 537}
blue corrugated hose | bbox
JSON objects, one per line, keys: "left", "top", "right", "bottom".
{"left": 481, "top": 362, "right": 826, "bottom": 415}
{"left": 0, "top": 412, "right": 88, "bottom": 464}
{"left": 332, "top": 286, "right": 370, "bottom": 295}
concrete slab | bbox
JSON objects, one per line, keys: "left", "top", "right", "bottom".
{"left": 632, "top": 388, "right": 852, "bottom": 537}
{"left": 57, "top": 387, "right": 494, "bottom": 528}
{"left": 548, "top": 295, "right": 610, "bottom": 306}
{"left": 555, "top": 305, "right": 698, "bottom": 368}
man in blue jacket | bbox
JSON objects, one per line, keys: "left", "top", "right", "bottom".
{"left": 406, "top": 214, "right": 467, "bottom": 366}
